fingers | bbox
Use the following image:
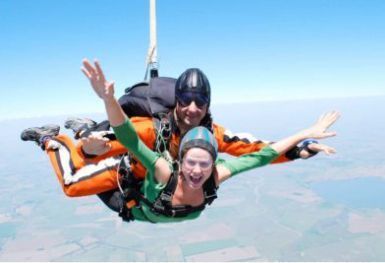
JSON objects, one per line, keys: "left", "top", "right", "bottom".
{"left": 324, "top": 147, "right": 337, "bottom": 155}
{"left": 81, "top": 59, "right": 97, "bottom": 82}
{"left": 106, "top": 81, "right": 115, "bottom": 95}
{"left": 314, "top": 111, "right": 341, "bottom": 135}
{"left": 82, "top": 58, "right": 96, "bottom": 76}
{"left": 324, "top": 111, "right": 340, "bottom": 128}
{"left": 80, "top": 137, "right": 89, "bottom": 144}
{"left": 319, "top": 111, "right": 339, "bottom": 122}
{"left": 95, "top": 137, "right": 110, "bottom": 143}
{"left": 309, "top": 143, "right": 337, "bottom": 155}
{"left": 81, "top": 135, "right": 108, "bottom": 144}
{"left": 321, "top": 145, "right": 337, "bottom": 155}
{"left": 321, "top": 111, "right": 341, "bottom": 127}
{"left": 81, "top": 58, "right": 107, "bottom": 84}
{"left": 81, "top": 134, "right": 110, "bottom": 155}
{"left": 81, "top": 67, "right": 92, "bottom": 79}
{"left": 89, "top": 136, "right": 109, "bottom": 143}
{"left": 94, "top": 60, "right": 106, "bottom": 82}
{"left": 91, "top": 130, "right": 110, "bottom": 138}
{"left": 319, "top": 131, "right": 337, "bottom": 139}
{"left": 317, "top": 112, "right": 326, "bottom": 123}
{"left": 89, "top": 132, "right": 110, "bottom": 142}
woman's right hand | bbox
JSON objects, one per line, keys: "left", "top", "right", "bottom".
{"left": 81, "top": 58, "right": 115, "bottom": 101}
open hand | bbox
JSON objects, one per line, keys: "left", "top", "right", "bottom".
{"left": 81, "top": 59, "right": 115, "bottom": 101}
{"left": 81, "top": 131, "right": 112, "bottom": 156}
{"left": 302, "top": 111, "right": 340, "bottom": 140}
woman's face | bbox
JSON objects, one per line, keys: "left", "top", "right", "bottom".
{"left": 181, "top": 148, "right": 214, "bottom": 189}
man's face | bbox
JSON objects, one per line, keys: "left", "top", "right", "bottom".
{"left": 175, "top": 99, "right": 208, "bottom": 130}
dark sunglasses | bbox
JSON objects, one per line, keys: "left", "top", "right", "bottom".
{"left": 176, "top": 92, "right": 209, "bottom": 108}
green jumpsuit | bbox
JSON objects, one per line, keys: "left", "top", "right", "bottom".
{"left": 113, "top": 119, "right": 279, "bottom": 223}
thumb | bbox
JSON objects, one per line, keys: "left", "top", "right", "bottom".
{"left": 318, "top": 131, "right": 337, "bottom": 139}
{"left": 107, "top": 81, "right": 115, "bottom": 90}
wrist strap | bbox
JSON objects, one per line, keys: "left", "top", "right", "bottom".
{"left": 300, "top": 139, "right": 318, "bottom": 156}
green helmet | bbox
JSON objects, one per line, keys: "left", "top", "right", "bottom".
{"left": 179, "top": 126, "right": 218, "bottom": 160}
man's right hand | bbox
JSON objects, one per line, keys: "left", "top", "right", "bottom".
{"left": 81, "top": 131, "right": 112, "bottom": 156}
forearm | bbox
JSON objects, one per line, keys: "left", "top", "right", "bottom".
{"left": 112, "top": 120, "right": 159, "bottom": 171}
{"left": 103, "top": 103, "right": 159, "bottom": 172}
{"left": 103, "top": 97, "right": 126, "bottom": 127}
{"left": 270, "top": 132, "right": 307, "bottom": 155}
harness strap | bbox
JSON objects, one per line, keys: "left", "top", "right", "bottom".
{"left": 202, "top": 174, "right": 218, "bottom": 205}
{"left": 118, "top": 114, "right": 218, "bottom": 220}
{"left": 153, "top": 113, "right": 172, "bottom": 154}
{"left": 119, "top": 161, "right": 218, "bottom": 219}
{"left": 150, "top": 162, "right": 218, "bottom": 217}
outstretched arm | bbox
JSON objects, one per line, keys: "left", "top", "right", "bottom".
{"left": 214, "top": 124, "right": 328, "bottom": 164}
{"left": 270, "top": 111, "right": 339, "bottom": 155}
{"left": 81, "top": 59, "right": 151, "bottom": 164}
{"left": 217, "top": 111, "right": 340, "bottom": 184}
{"left": 82, "top": 59, "right": 171, "bottom": 184}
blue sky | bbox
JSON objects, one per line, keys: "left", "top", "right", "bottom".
{"left": 1, "top": 0, "right": 385, "bottom": 120}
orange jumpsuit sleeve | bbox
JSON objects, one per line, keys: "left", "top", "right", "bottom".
{"left": 213, "top": 123, "right": 292, "bottom": 164}
{"left": 75, "top": 117, "right": 156, "bottom": 164}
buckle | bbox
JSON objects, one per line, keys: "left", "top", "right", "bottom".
{"left": 205, "top": 192, "right": 217, "bottom": 204}
{"left": 119, "top": 204, "right": 134, "bottom": 222}
{"left": 152, "top": 200, "right": 165, "bottom": 212}
{"left": 160, "top": 192, "right": 172, "bottom": 202}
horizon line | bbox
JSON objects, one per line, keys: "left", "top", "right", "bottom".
{"left": 2, "top": 93, "right": 384, "bottom": 122}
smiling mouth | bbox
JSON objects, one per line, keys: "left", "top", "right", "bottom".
{"left": 190, "top": 176, "right": 202, "bottom": 184}
{"left": 186, "top": 113, "right": 199, "bottom": 119}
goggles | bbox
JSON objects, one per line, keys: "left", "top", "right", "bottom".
{"left": 183, "top": 157, "right": 213, "bottom": 171}
{"left": 176, "top": 91, "right": 209, "bottom": 108}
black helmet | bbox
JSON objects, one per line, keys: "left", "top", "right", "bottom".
{"left": 175, "top": 68, "right": 211, "bottom": 107}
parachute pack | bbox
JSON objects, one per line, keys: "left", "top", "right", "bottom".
{"left": 118, "top": 76, "right": 177, "bottom": 117}
{"left": 81, "top": 76, "right": 177, "bottom": 139}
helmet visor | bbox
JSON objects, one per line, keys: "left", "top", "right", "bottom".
{"left": 176, "top": 91, "right": 209, "bottom": 108}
